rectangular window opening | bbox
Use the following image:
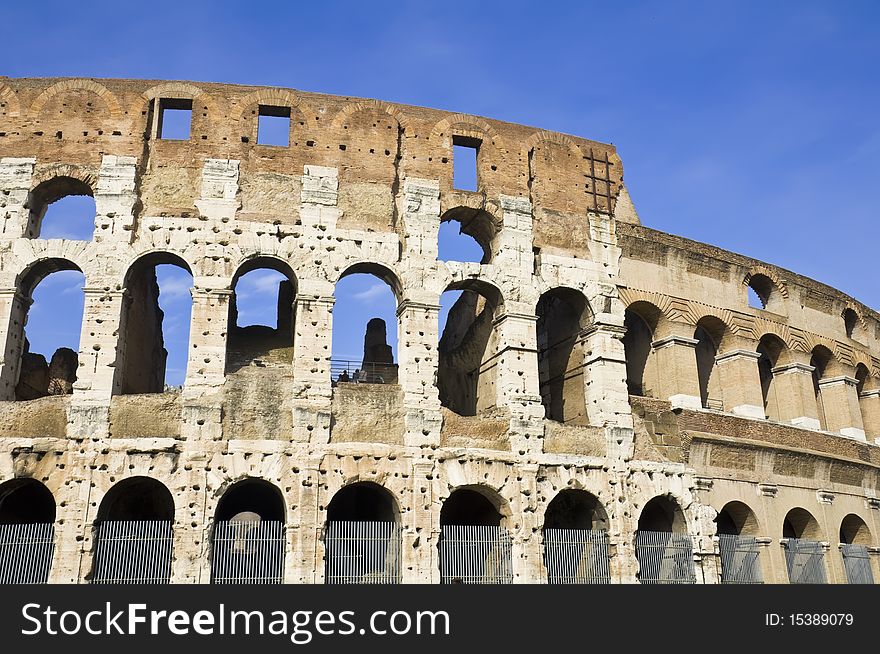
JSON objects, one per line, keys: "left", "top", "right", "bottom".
{"left": 157, "top": 98, "right": 193, "bottom": 140}
{"left": 453, "top": 136, "right": 480, "bottom": 191}
{"left": 257, "top": 105, "right": 291, "bottom": 147}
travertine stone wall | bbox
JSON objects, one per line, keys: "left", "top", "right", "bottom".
{"left": 0, "top": 77, "right": 878, "bottom": 583}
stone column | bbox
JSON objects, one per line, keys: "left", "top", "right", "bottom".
{"left": 514, "top": 463, "right": 544, "bottom": 583}
{"left": 403, "top": 461, "right": 436, "bottom": 583}
{"left": 94, "top": 155, "right": 137, "bottom": 243}
{"left": 397, "top": 299, "right": 442, "bottom": 447}
{"left": 0, "top": 157, "right": 35, "bottom": 238}
{"left": 859, "top": 389, "right": 880, "bottom": 441}
{"left": 0, "top": 288, "right": 30, "bottom": 400}
{"left": 47, "top": 467, "right": 93, "bottom": 583}
{"left": 580, "top": 319, "right": 633, "bottom": 429}
{"left": 492, "top": 305, "right": 544, "bottom": 454}
{"left": 818, "top": 375, "right": 865, "bottom": 440}
{"left": 770, "top": 362, "right": 820, "bottom": 429}
{"left": 714, "top": 349, "right": 765, "bottom": 419}
{"left": 651, "top": 334, "right": 702, "bottom": 409}
{"left": 292, "top": 283, "right": 334, "bottom": 444}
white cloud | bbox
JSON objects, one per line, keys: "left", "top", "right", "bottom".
{"left": 158, "top": 277, "right": 193, "bottom": 300}
{"left": 351, "top": 283, "right": 389, "bottom": 303}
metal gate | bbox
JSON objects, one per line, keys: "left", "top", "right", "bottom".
{"left": 718, "top": 534, "right": 763, "bottom": 583}
{"left": 91, "top": 520, "right": 173, "bottom": 584}
{"left": 543, "top": 528, "right": 611, "bottom": 584}
{"left": 439, "top": 525, "right": 513, "bottom": 584}
{"left": 211, "top": 520, "right": 285, "bottom": 584}
{"left": 0, "top": 522, "right": 54, "bottom": 584}
{"left": 324, "top": 521, "right": 401, "bottom": 584}
{"left": 783, "top": 538, "right": 827, "bottom": 584}
{"left": 634, "top": 530, "right": 696, "bottom": 584}
{"left": 841, "top": 543, "right": 874, "bottom": 584}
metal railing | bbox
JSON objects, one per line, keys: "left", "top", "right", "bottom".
{"left": 439, "top": 525, "right": 514, "bottom": 584}
{"left": 324, "top": 521, "right": 401, "bottom": 584}
{"left": 91, "top": 520, "right": 173, "bottom": 584}
{"left": 718, "top": 534, "right": 763, "bottom": 584}
{"left": 330, "top": 359, "right": 398, "bottom": 385}
{"left": 634, "top": 531, "right": 696, "bottom": 584}
{"left": 783, "top": 538, "right": 827, "bottom": 584}
{"left": 0, "top": 522, "right": 54, "bottom": 584}
{"left": 841, "top": 543, "right": 874, "bottom": 584}
{"left": 211, "top": 520, "right": 285, "bottom": 584}
{"left": 543, "top": 528, "right": 611, "bottom": 584}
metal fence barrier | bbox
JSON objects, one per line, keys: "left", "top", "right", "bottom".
{"left": 841, "top": 543, "right": 874, "bottom": 584}
{"left": 91, "top": 520, "right": 173, "bottom": 584}
{"left": 718, "top": 534, "right": 763, "bottom": 584}
{"left": 783, "top": 538, "right": 827, "bottom": 584}
{"left": 324, "top": 521, "right": 401, "bottom": 584}
{"left": 439, "top": 525, "right": 513, "bottom": 584}
{"left": 0, "top": 522, "right": 54, "bottom": 584}
{"left": 330, "top": 359, "right": 398, "bottom": 385}
{"left": 543, "top": 528, "right": 611, "bottom": 584}
{"left": 211, "top": 520, "right": 285, "bottom": 584}
{"left": 634, "top": 530, "right": 696, "bottom": 584}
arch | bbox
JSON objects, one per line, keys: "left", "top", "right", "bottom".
{"left": 0, "top": 478, "right": 56, "bottom": 584}
{"left": 544, "top": 489, "right": 607, "bottom": 531}
{"left": 336, "top": 261, "right": 401, "bottom": 300}
{"left": 715, "top": 500, "right": 760, "bottom": 537}
{"left": 524, "top": 130, "right": 583, "bottom": 158}
{"left": 744, "top": 271, "right": 787, "bottom": 313}
{"left": 840, "top": 514, "right": 871, "bottom": 546}
{"left": 536, "top": 287, "right": 593, "bottom": 424}
{"left": 26, "top": 176, "right": 95, "bottom": 239}
{"left": 16, "top": 257, "right": 83, "bottom": 298}
{"left": 623, "top": 301, "right": 663, "bottom": 397}
{"left": 236, "top": 88, "right": 316, "bottom": 123}
{"left": 438, "top": 279, "right": 504, "bottom": 416}
{"left": 429, "top": 113, "right": 498, "bottom": 144}
{"left": 0, "top": 478, "right": 56, "bottom": 524}
{"left": 215, "top": 478, "right": 285, "bottom": 523}
{"left": 440, "top": 486, "right": 510, "bottom": 527}
{"left": 0, "top": 82, "right": 22, "bottom": 117}
{"left": 30, "top": 79, "right": 122, "bottom": 119}
{"left": 638, "top": 495, "right": 688, "bottom": 533}
{"left": 97, "top": 477, "right": 174, "bottom": 522}
{"left": 757, "top": 333, "right": 787, "bottom": 420}
{"left": 694, "top": 316, "right": 729, "bottom": 410}
{"left": 326, "top": 482, "right": 399, "bottom": 523}
{"left": 782, "top": 507, "right": 822, "bottom": 541}
{"left": 843, "top": 308, "right": 861, "bottom": 340}
{"left": 440, "top": 206, "right": 500, "bottom": 264}
{"left": 139, "top": 81, "right": 217, "bottom": 116}
{"left": 329, "top": 99, "right": 412, "bottom": 136}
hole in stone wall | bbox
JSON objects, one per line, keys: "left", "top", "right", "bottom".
{"left": 257, "top": 105, "right": 291, "bottom": 147}
{"left": 0, "top": 478, "right": 56, "bottom": 524}
{"left": 622, "top": 302, "right": 661, "bottom": 398}
{"left": 440, "top": 488, "right": 503, "bottom": 527}
{"left": 544, "top": 490, "right": 607, "bottom": 531}
{"left": 637, "top": 496, "right": 687, "bottom": 534}
{"left": 97, "top": 477, "right": 174, "bottom": 522}
{"left": 757, "top": 334, "right": 785, "bottom": 421}
{"left": 157, "top": 98, "right": 193, "bottom": 140}
{"left": 332, "top": 270, "right": 398, "bottom": 386}
{"left": 27, "top": 176, "right": 95, "bottom": 240}
{"left": 16, "top": 263, "right": 84, "bottom": 401}
{"left": 438, "top": 207, "right": 496, "bottom": 264}
{"left": 327, "top": 482, "right": 397, "bottom": 523}
{"left": 215, "top": 478, "right": 285, "bottom": 522}
{"left": 452, "top": 136, "right": 480, "bottom": 191}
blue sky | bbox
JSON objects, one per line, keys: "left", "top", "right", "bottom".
{"left": 4, "top": 1, "right": 878, "bottom": 385}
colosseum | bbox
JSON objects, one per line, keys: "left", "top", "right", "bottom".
{"left": 0, "top": 76, "right": 877, "bottom": 585}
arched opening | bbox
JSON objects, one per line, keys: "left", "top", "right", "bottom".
{"left": 324, "top": 482, "right": 401, "bottom": 584}
{"left": 211, "top": 478, "right": 286, "bottom": 584}
{"left": 757, "top": 334, "right": 786, "bottom": 421}
{"left": 0, "top": 478, "right": 56, "bottom": 583}
{"left": 536, "top": 288, "right": 592, "bottom": 424}
{"left": 694, "top": 317, "right": 726, "bottom": 410}
{"left": 438, "top": 207, "right": 497, "bottom": 264}
{"left": 91, "top": 477, "right": 174, "bottom": 584}
{"left": 839, "top": 514, "right": 873, "bottom": 584}
{"left": 855, "top": 364, "right": 876, "bottom": 438}
{"left": 331, "top": 265, "right": 398, "bottom": 386}
{"left": 115, "top": 253, "right": 193, "bottom": 394}
{"left": 543, "top": 490, "right": 610, "bottom": 584}
{"left": 715, "top": 501, "right": 763, "bottom": 584}
{"left": 438, "top": 281, "right": 502, "bottom": 416}
{"left": 746, "top": 274, "right": 784, "bottom": 313}
{"left": 810, "top": 345, "right": 834, "bottom": 430}
{"left": 634, "top": 495, "right": 695, "bottom": 584}
{"left": 27, "top": 176, "right": 95, "bottom": 240}
{"left": 782, "top": 507, "right": 826, "bottom": 584}
{"left": 9, "top": 260, "right": 84, "bottom": 401}
{"left": 439, "top": 487, "right": 512, "bottom": 584}
{"left": 843, "top": 308, "right": 860, "bottom": 340}
{"left": 226, "top": 258, "right": 297, "bottom": 374}
{"left": 622, "top": 302, "right": 661, "bottom": 397}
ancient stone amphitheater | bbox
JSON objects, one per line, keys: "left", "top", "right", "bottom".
{"left": 0, "top": 77, "right": 877, "bottom": 585}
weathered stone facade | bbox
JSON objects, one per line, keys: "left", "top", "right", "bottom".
{"left": 0, "top": 77, "right": 878, "bottom": 584}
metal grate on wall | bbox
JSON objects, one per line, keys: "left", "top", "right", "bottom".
{"left": 211, "top": 520, "right": 285, "bottom": 584}
{"left": 91, "top": 520, "right": 173, "bottom": 584}
{"left": 634, "top": 530, "right": 696, "bottom": 584}
{"left": 0, "top": 522, "right": 54, "bottom": 584}
{"left": 543, "top": 528, "right": 611, "bottom": 584}
{"left": 783, "top": 538, "right": 827, "bottom": 584}
{"left": 439, "top": 524, "right": 514, "bottom": 584}
{"left": 324, "top": 520, "right": 402, "bottom": 584}
{"left": 841, "top": 543, "right": 874, "bottom": 584}
{"left": 718, "top": 534, "right": 763, "bottom": 584}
